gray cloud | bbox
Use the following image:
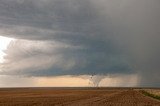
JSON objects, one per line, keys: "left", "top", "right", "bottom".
{"left": 0, "top": 0, "right": 160, "bottom": 87}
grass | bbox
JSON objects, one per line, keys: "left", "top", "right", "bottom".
{"left": 141, "top": 90, "right": 160, "bottom": 100}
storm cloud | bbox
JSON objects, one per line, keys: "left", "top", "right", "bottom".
{"left": 0, "top": 0, "right": 160, "bottom": 87}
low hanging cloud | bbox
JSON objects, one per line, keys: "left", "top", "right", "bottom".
{"left": 1, "top": 38, "right": 131, "bottom": 76}
{"left": 0, "top": 0, "right": 160, "bottom": 87}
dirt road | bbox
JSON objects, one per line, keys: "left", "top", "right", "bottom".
{"left": 0, "top": 88, "right": 159, "bottom": 106}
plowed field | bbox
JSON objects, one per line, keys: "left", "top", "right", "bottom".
{"left": 0, "top": 88, "right": 159, "bottom": 106}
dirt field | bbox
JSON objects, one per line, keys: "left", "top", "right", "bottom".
{"left": 0, "top": 88, "right": 160, "bottom": 106}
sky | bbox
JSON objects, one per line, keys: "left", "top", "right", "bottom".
{"left": 0, "top": 0, "right": 160, "bottom": 87}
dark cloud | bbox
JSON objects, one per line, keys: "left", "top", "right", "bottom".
{"left": 0, "top": 0, "right": 160, "bottom": 87}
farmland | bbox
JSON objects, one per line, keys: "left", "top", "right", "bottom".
{"left": 141, "top": 89, "right": 160, "bottom": 100}
{"left": 0, "top": 88, "right": 159, "bottom": 106}
{"left": 143, "top": 89, "right": 160, "bottom": 96}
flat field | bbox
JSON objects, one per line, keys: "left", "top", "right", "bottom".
{"left": 0, "top": 87, "right": 160, "bottom": 106}
{"left": 143, "top": 89, "right": 160, "bottom": 96}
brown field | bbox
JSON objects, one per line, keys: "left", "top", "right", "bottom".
{"left": 0, "top": 87, "right": 160, "bottom": 106}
